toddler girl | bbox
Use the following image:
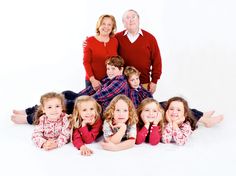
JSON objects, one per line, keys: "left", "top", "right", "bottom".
{"left": 162, "top": 97, "right": 197, "bottom": 145}
{"left": 32, "top": 92, "right": 71, "bottom": 150}
{"left": 72, "top": 95, "right": 103, "bottom": 156}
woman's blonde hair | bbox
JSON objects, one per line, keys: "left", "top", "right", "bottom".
{"left": 96, "top": 14, "right": 117, "bottom": 37}
{"left": 137, "top": 98, "right": 164, "bottom": 129}
{"left": 71, "top": 95, "right": 102, "bottom": 128}
{"left": 33, "top": 92, "right": 66, "bottom": 125}
{"left": 103, "top": 94, "right": 138, "bottom": 125}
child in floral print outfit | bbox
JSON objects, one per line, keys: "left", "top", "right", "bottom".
{"left": 32, "top": 92, "right": 71, "bottom": 150}
{"left": 162, "top": 97, "right": 197, "bottom": 145}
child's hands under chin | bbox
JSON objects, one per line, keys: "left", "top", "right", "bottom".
{"left": 112, "top": 122, "right": 127, "bottom": 130}
{"left": 174, "top": 116, "right": 185, "bottom": 125}
{"left": 82, "top": 117, "right": 95, "bottom": 127}
{"left": 166, "top": 114, "right": 172, "bottom": 123}
{"left": 141, "top": 116, "right": 150, "bottom": 125}
{"left": 153, "top": 112, "right": 162, "bottom": 125}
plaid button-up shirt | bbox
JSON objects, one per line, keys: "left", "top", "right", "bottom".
{"left": 78, "top": 75, "right": 129, "bottom": 111}
{"left": 129, "top": 85, "right": 153, "bottom": 108}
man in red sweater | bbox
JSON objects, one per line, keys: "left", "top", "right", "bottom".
{"left": 116, "top": 9, "right": 162, "bottom": 94}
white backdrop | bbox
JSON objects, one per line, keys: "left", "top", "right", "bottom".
{"left": 0, "top": 1, "right": 235, "bottom": 176}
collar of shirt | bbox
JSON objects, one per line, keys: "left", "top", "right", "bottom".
{"left": 124, "top": 29, "right": 143, "bottom": 43}
{"left": 135, "top": 85, "right": 141, "bottom": 91}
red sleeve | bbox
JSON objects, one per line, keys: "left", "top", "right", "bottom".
{"left": 150, "top": 35, "right": 162, "bottom": 84}
{"left": 149, "top": 125, "right": 161, "bottom": 145}
{"left": 78, "top": 117, "right": 103, "bottom": 144}
{"left": 83, "top": 37, "right": 93, "bottom": 79}
{"left": 72, "top": 128, "right": 84, "bottom": 149}
{"left": 136, "top": 126, "right": 148, "bottom": 144}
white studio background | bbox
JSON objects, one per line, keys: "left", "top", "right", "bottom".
{"left": 0, "top": 0, "right": 235, "bottom": 176}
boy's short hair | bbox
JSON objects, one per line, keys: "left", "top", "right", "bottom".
{"left": 105, "top": 55, "right": 124, "bottom": 70}
{"left": 124, "top": 66, "right": 141, "bottom": 78}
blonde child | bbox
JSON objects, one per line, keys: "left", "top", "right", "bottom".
{"left": 72, "top": 95, "right": 103, "bottom": 156}
{"left": 32, "top": 92, "right": 71, "bottom": 150}
{"left": 162, "top": 97, "right": 197, "bottom": 145}
{"left": 124, "top": 66, "right": 152, "bottom": 108}
{"left": 100, "top": 94, "right": 138, "bottom": 151}
{"left": 136, "top": 98, "right": 164, "bottom": 145}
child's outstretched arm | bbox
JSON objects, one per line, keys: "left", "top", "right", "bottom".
{"left": 32, "top": 116, "right": 47, "bottom": 148}
{"left": 72, "top": 128, "right": 85, "bottom": 149}
{"left": 101, "top": 138, "right": 135, "bottom": 151}
{"left": 56, "top": 115, "right": 71, "bottom": 147}
{"left": 80, "top": 145, "right": 93, "bottom": 156}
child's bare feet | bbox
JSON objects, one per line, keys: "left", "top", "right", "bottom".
{"left": 203, "top": 115, "right": 224, "bottom": 128}
{"left": 11, "top": 114, "right": 27, "bottom": 124}
{"left": 13, "top": 109, "right": 26, "bottom": 115}
{"left": 199, "top": 111, "right": 224, "bottom": 128}
{"left": 202, "top": 111, "right": 215, "bottom": 118}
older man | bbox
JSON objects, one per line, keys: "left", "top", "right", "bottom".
{"left": 116, "top": 9, "right": 162, "bottom": 94}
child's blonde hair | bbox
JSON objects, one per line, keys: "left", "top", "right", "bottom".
{"left": 124, "top": 66, "right": 141, "bottom": 79}
{"left": 103, "top": 94, "right": 138, "bottom": 125}
{"left": 34, "top": 92, "right": 66, "bottom": 125}
{"left": 72, "top": 95, "right": 102, "bottom": 129}
{"left": 137, "top": 98, "right": 164, "bottom": 129}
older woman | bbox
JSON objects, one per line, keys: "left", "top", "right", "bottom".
{"left": 83, "top": 14, "right": 118, "bottom": 90}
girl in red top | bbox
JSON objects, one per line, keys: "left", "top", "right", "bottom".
{"left": 136, "top": 98, "right": 164, "bottom": 145}
{"left": 72, "top": 95, "right": 102, "bottom": 156}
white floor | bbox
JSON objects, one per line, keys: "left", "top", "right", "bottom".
{"left": 1, "top": 1, "right": 236, "bottom": 176}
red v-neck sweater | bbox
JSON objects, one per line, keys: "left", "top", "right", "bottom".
{"left": 116, "top": 29, "right": 162, "bottom": 84}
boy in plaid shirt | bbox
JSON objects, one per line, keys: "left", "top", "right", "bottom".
{"left": 124, "top": 66, "right": 152, "bottom": 108}
{"left": 63, "top": 55, "right": 129, "bottom": 112}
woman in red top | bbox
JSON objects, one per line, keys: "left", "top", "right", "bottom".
{"left": 83, "top": 14, "right": 118, "bottom": 90}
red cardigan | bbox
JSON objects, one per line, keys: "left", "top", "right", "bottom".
{"left": 83, "top": 36, "right": 118, "bottom": 81}
{"left": 116, "top": 29, "right": 162, "bottom": 84}
{"left": 136, "top": 125, "right": 161, "bottom": 145}
{"left": 72, "top": 117, "right": 103, "bottom": 149}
